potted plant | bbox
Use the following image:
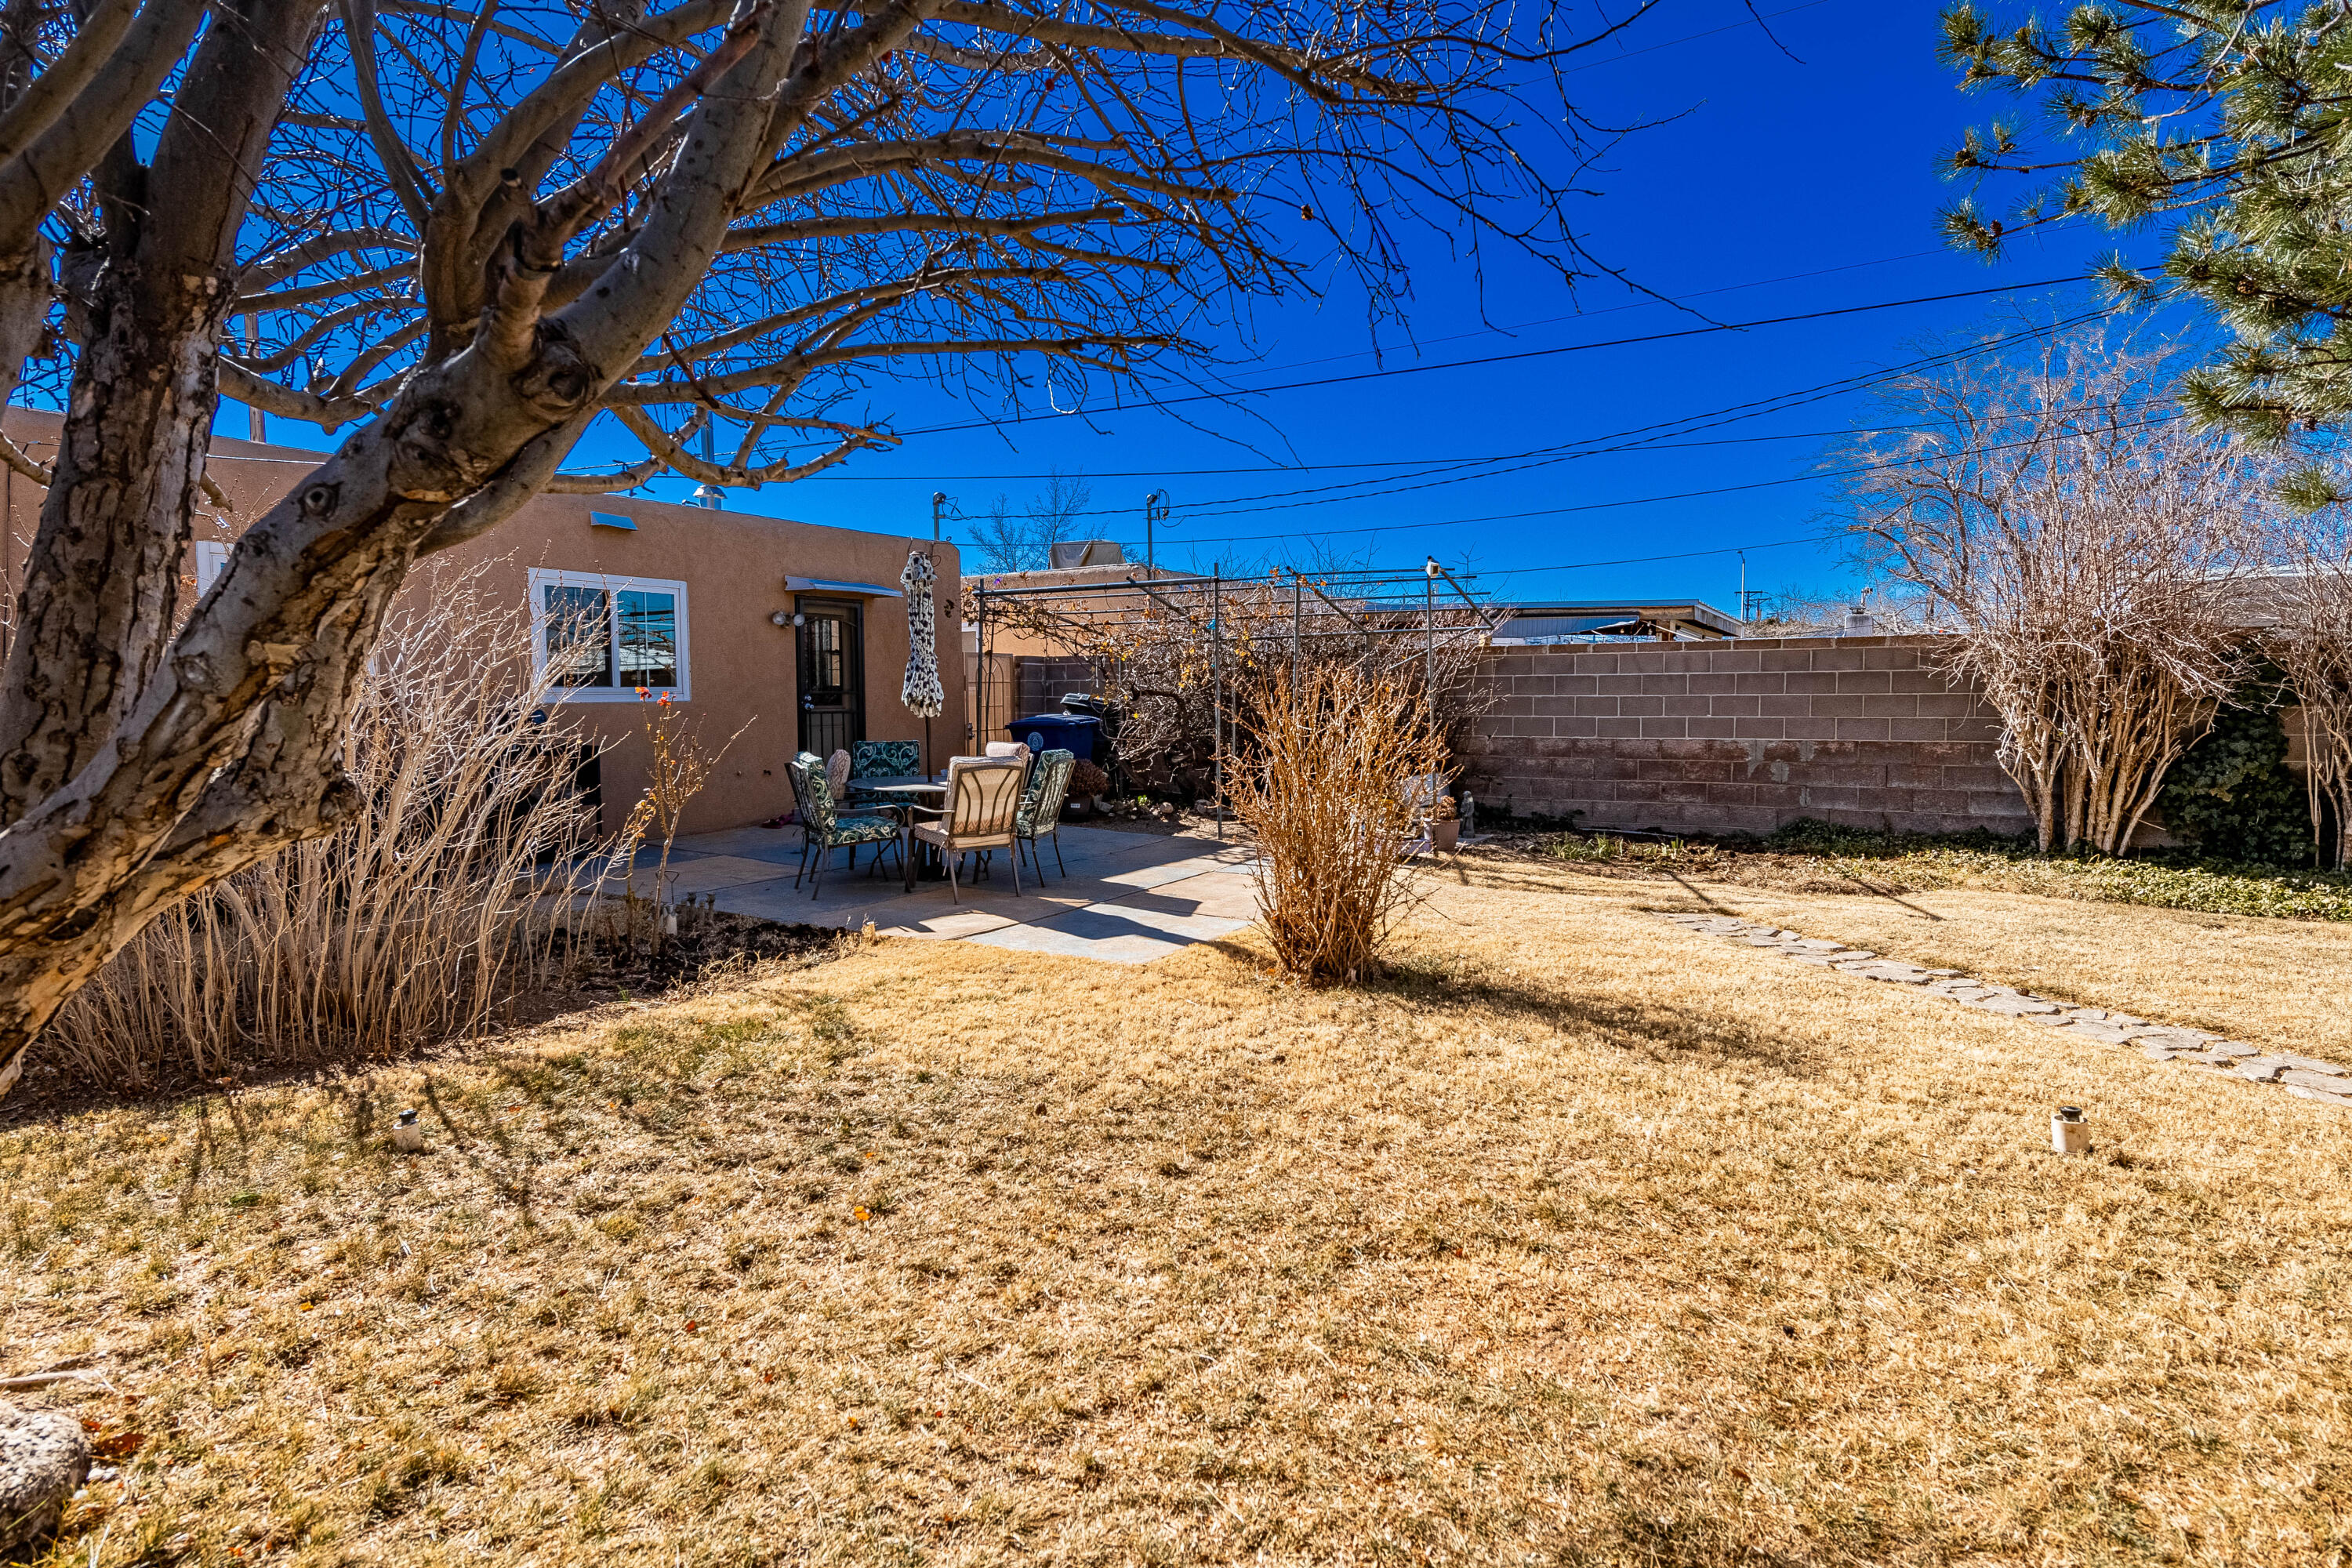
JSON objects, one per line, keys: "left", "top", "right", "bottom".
{"left": 1429, "top": 794, "right": 1460, "bottom": 851}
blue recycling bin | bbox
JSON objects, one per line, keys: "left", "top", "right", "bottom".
{"left": 1007, "top": 713, "right": 1099, "bottom": 763}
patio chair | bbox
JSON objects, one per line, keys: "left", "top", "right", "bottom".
{"left": 786, "top": 752, "right": 900, "bottom": 896}
{"left": 909, "top": 756, "right": 1028, "bottom": 902}
{"left": 847, "top": 739, "right": 921, "bottom": 808}
{"left": 1014, "top": 748, "right": 1076, "bottom": 880}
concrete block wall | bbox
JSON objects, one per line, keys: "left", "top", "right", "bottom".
{"left": 1461, "top": 635, "right": 2033, "bottom": 837}
{"left": 1012, "top": 657, "right": 1099, "bottom": 721}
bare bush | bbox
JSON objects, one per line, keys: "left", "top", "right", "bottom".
{"left": 621, "top": 693, "right": 750, "bottom": 949}
{"left": 37, "top": 566, "right": 618, "bottom": 1091}
{"left": 978, "top": 571, "right": 1490, "bottom": 799}
{"left": 1846, "top": 330, "right": 2263, "bottom": 854}
{"left": 2270, "top": 532, "right": 2352, "bottom": 869}
{"left": 1229, "top": 665, "right": 1445, "bottom": 984}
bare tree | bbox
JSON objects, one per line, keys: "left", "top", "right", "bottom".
{"left": 0, "top": 0, "right": 209, "bottom": 419}
{"left": 976, "top": 569, "right": 1490, "bottom": 797}
{"left": 1843, "top": 328, "right": 2262, "bottom": 855}
{"left": 971, "top": 470, "right": 1094, "bottom": 572}
{"left": 0, "top": 0, "right": 1660, "bottom": 1090}
{"left": 2269, "top": 527, "right": 2352, "bottom": 870}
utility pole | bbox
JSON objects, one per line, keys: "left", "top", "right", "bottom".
{"left": 931, "top": 491, "right": 949, "bottom": 545}
{"left": 1144, "top": 490, "right": 1170, "bottom": 574}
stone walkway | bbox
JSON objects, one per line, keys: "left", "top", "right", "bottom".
{"left": 643, "top": 822, "right": 1259, "bottom": 965}
{"left": 1657, "top": 911, "right": 2352, "bottom": 1109}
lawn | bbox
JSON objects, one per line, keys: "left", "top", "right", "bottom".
{"left": 6, "top": 853, "right": 2352, "bottom": 1565}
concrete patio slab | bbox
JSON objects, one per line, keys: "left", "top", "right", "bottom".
{"left": 629, "top": 855, "right": 815, "bottom": 898}
{"left": 675, "top": 822, "right": 1261, "bottom": 964}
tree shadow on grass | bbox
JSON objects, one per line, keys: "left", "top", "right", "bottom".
{"left": 1197, "top": 935, "right": 1828, "bottom": 1077}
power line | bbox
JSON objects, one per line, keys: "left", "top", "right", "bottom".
{"left": 1031, "top": 302, "right": 2125, "bottom": 524}
{"left": 1106, "top": 412, "right": 2184, "bottom": 551}
{"left": 893, "top": 274, "right": 2099, "bottom": 437}
{"left": 1488, "top": 533, "right": 1842, "bottom": 580}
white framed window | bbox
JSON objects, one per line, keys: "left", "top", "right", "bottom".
{"left": 527, "top": 568, "right": 690, "bottom": 702}
{"left": 193, "top": 540, "right": 228, "bottom": 593}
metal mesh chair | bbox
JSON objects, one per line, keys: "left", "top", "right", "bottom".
{"left": 909, "top": 757, "right": 1028, "bottom": 902}
{"left": 1014, "top": 748, "right": 1076, "bottom": 880}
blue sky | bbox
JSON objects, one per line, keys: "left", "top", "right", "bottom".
{"left": 228, "top": 0, "right": 2136, "bottom": 611}
{"left": 724, "top": 0, "right": 2122, "bottom": 608}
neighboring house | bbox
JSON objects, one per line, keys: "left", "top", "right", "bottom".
{"left": 0, "top": 412, "right": 966, "bottom": 835}
{"left": 1488, "top": 599, "right": 1744, "bottom": 644}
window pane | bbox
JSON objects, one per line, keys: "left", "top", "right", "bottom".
{"left": 808, "top": 616, "right": 845, "bottom": 701}
{"left": 618, "top": 590, "right": 678, "bottom": 688}
{"left": 545, "top": 585, "right": 612, "bottom": 687}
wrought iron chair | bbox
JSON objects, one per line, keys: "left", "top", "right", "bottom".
{"left": 1014, "top": 748, "right": 1076, "bottom": 880}
{"left": 909, "top": 756, "right": 1027, "bottom": 902}
{"left": 786, "top": 752, "right": 900, "bottom": 896}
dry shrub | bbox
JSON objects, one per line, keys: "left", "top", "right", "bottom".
{"left": 38, "top": 564, "right": 620, "bottom": 1091}
{"left": 1229, "top": 664, "right": 1443, "bottom": 982}
{"left": 2271, "top": 530, "right": 2352, "bottom": 868}
{"left": 619, "top": 693, "right": 748, "bottom": 946}
{"left": 1847, "top": 328, "right": 2262, "bottom": 853}
{"left": 975, "top": 569, "right": 1490, "bottom": 796}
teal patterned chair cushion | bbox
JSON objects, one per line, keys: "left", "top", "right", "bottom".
{"left": 848, "top": 739, "right": 922, "bottom": 806}
{"left": 792, "top": 753, "right": 891, "bottom": 842}
{"left": 851, "top": 739, "right": 920, "bottom": 778}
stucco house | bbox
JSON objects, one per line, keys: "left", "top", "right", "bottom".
{"left": 0, "top": 412, "right": 966, "bottom": 835}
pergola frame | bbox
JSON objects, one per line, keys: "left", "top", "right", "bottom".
{"left": 968, "top": 564, "right": 1497, "bottom": 837}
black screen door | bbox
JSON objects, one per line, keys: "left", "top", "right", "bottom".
{"left": 797, "top": 599, "right": 864, "bottom": 758}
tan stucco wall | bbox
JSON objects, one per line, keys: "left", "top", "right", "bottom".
{"left": 1, "top": 409, "right": 966, "bottom": 835}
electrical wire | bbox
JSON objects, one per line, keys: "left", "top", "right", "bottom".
{"left": 1108, "top": 412, "right": 2185, "bottom": 552}
{"left": 1013, "top": 301, "right": 2127, "bottom": 525}
{"left": 892, "top": 274, "right": 2101, "bottom": 438}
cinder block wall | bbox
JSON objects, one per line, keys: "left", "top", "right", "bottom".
{"left": 1012, "top": 657, "right": 1098, "bottom": 721}
{"left": 1461, "top": 635, "right": 2033, "bottom": 837}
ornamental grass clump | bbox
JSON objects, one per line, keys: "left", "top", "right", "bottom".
{"left": 1229, "top": 666, "right": 1445, "bottom": 984}
{"left": 37, "top": 564, "right": 625, "bottom": 1092}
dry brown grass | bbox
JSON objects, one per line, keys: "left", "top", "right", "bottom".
{"left": 1642, "top": 876, "right": 2352, "bottom": 1062}
{"left": 7, "top": 858, "right": 2352, "bottom": 1565}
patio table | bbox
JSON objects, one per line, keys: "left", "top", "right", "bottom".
{"left": 858, "top": 779, "right": 947, "bottom": 890}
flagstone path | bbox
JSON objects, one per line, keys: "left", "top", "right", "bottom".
{"left": 1657, "top": 910, "right": 2352, "bottom": 1109}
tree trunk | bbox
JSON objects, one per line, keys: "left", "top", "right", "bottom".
{"left": 0, "top": 0, "right": 820, "bottom": 1094}
{"left": 0, "top": 0, "right": 318, "bottom": 819}
{"left": 0, "top": 260, "right": 228, "bottom": 815}
{"left": 0, "top": 233, "right": 47, "bottom": 415}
